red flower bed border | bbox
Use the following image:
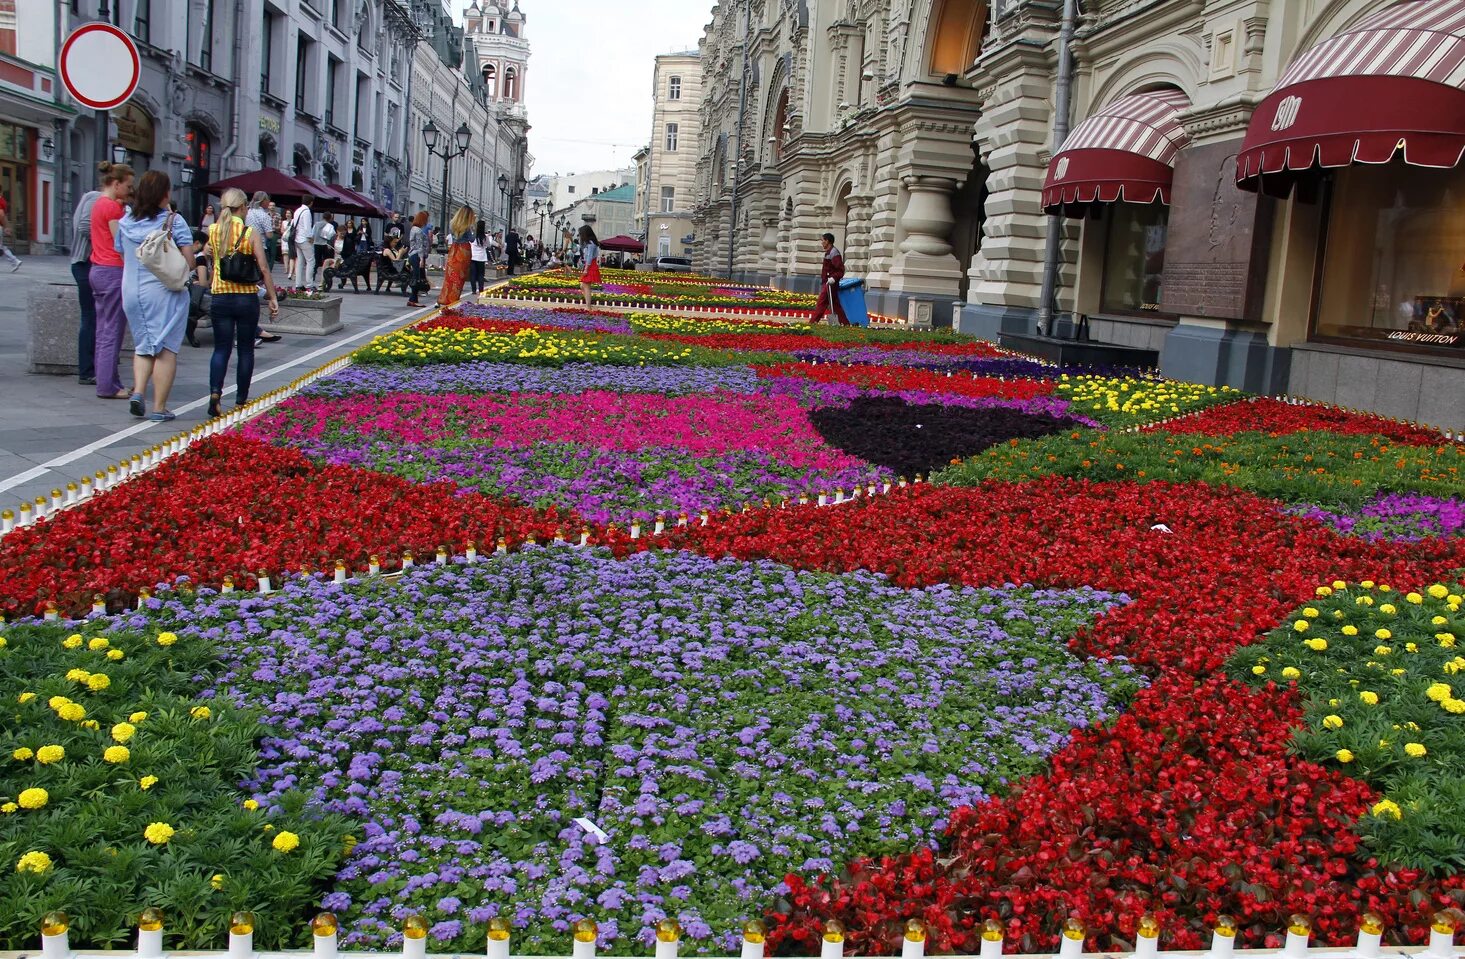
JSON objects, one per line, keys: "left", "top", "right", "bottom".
{"left": 755, "top": 362, "right": 1055, "bottom": 400}
{"left": 0, "top": 435, "right": 569, "bottom": 616}
{"left": 1146, "top": 398, "right": 1450, "bottom": 446}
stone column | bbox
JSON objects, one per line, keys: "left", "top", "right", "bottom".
{"left": 844, "top": 193, "right": 874, "bottom": 276}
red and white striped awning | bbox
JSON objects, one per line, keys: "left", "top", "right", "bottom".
{"left": 1042, "top": 89, "right": 1193, "bottom": 214}
{"left": 1237, "top": 0, "right": 1465, "bottom": 194}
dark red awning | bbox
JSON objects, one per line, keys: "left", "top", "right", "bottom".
{"left": 1237, "top": 0, "right": 1465, "bottom": 195}
{"left": 208, "top": 168, "right": 314, "bottom": 199}
{"left": 1042, "top": 90, "right": 1193, "bottom": 216}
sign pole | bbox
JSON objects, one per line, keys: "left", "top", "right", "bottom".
{"left": 96, "top": 109, "right": 109, "bottom": 170}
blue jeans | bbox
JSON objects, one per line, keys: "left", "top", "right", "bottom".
{"left": 209, "top": 292, "right": 260, "bottom": 401}
{"left": 72, "top": 260, "right": 96, "bottom": 380}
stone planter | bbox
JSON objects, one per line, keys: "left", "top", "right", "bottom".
{"left": 28, "top": 281, "right": 135, "bottom": 375}
{"left": 272, "top": 295, "right": 344, "bottom": 335}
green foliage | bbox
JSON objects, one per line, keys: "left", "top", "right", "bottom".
{"left": 1229, "top": 582, "right": 1465, "bottom": 872}
{"left": 0, "top": 625, "right": 351, "bottom": 949}
{"left": 935, "top": 429, "right": 1465, "bottom": 507}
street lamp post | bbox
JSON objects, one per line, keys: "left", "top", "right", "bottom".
{"left": 497, "top": 173, "right": 508, "bottom": 228}
{"left": 532, "top": 200, "right": 549, "bottom": 245}
{"left": 423, "top": 119, "right": 471, "bottom": 245}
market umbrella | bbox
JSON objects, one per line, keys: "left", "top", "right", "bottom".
{"left": 599, "top": 234, "right": 645, "bottom": 253}
{"left": 294, "top": 178, "right": 373, "bottom": 216}
{"left": 339, "top": 186, "right": 387, "bottom": 218}
{"left": 208, "top": 168, "right": 314, "bottom": 200}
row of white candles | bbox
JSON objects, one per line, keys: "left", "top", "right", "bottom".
{"left": 32, "top": 909, "right": 1465, "bottom": 959}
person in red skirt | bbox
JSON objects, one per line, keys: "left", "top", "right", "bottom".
{"left": 809, "top": 232, "right": 848, "bottom": 325}
{"left": 578, "top": 224, "right": 601, "bottom": 307}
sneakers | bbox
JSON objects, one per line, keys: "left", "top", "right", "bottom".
{"left": 128, "top": 393, "right": 145, "bottom": 418}
{"left": 9, "top": 261, "right": 19, "bottom": 273}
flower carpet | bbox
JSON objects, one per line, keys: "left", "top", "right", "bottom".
{"left": 3, "top": 294, "right": 1465, "bottom": 955}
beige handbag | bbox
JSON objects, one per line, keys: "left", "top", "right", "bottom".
{"left": 138, "top": 211, "right": 190, "bottom": 291}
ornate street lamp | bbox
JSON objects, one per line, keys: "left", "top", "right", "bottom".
{"left": 424, "top": 120, "right": 471, "bottom": 244}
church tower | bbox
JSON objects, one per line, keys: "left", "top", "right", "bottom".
{"left": 464, "top": 1, "right": 529, "bottom": 115}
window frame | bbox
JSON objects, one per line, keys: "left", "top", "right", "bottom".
{"left": 1096, "top": 202, "right": 1174, "bottom": 319}
{"left": 665, "top": 123, "right": 679, "bottom": 152}
{"left": 668, "top": 76, "right": 682, "bottom": 100}
{"left": 661, "top": 186, "right": 675, "bottom": 213}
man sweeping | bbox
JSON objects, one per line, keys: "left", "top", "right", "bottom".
{"left": 808, "top": 232, "right": 848, "bottom": 326}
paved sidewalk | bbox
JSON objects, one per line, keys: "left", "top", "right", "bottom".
{"left": 0, "top": 255, "right": 433, "bottom": 508}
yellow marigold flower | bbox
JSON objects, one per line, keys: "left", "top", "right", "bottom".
{"left": 1322, "top": 714, "right": 1344, "bottom": 730}
{"left": 1407, "top": 643, "right": 1419, "bottom": 653}
{"left": 139, "top": 775, "right": 158, "bottom": 790}
{"left": 65, "top": 668, "right": 90, "bottom": 683}
{"left": 87, "top": 637, "right": 109, "bottom": 650}
{"left": 17, "top": 691, "right": 34, "bottom": 703}
{"left": 1380, "top": 584, "right": 1393, "bottom": 593}
{"left": 47, "top": 695, "right": 69, "bottom": 710}
{"left": 106, "top": 649, "right": 124, "bottom": 661}
{"left": 1391, "top": 668, "right": 1406, "bottom": 676}
{"left": 1375, "top": 645, "right": 1393, "bottom": 656}
{"left": 15, "top": 851, "right": 53, "bottom": 873}
{"left": 35, "top": 745, "right": 63, "bottom": 764}
{"left": 272, "top": 830, "right": 301, "bottom": 853}
{"left": 86, "top": 673, "right": 110, "bottom": 692}
{"left": 1303, "top": 607, "right": 1320, "bottom": 619}
{"left": 1406, "top": 593, "right": 1424, "bottom": 605}
{"left": 190, "top": 705, "right": 211, "bottom": 720}
{"left": 1439, "top": 634, "right": 1457, "bottom": 648}
{"left": 1358, "top": 596, "right": 1375, "bottom": 606}
{"left": 11, "top": 747, "right": 33, "bottom": 761}
{"left": 1426, "top": 682, "right": 1453, "bottom": 702}
{"left": 18, "top": 788, "right": 48, "bottom": 809}
{"left": 243, "top": 799, "right": 259, "bottom": 811}
{"left": 1333, "top": 580, "right": 1348, "bottom": 590}
{"left": 58, "top": 703, "right": 84, "bottom": 722}
{"left": 1282, "top": 667, "right": 1301, "bottom": 680}
{"left": 1404, "top": 742, "right": 1428, "bottom": 758}
{"left": 1429, "top": 584, "right": 1450, "bottom": 599}
{"left": 1375, "top": 628, "right": 1392, "bottom": 640}
{"left": 155, "top": 632, "right": 178, "bottom": 647}
{"left": 1252, "top": 664, "right": 1267, "bottom": 675}
{"left": 1293, "top": 620, "right": 1310, "bottom": 633}
{"left": 1, "top": 802, "right": 15, "bottom": 814}
{"left": 1448, "top": 657, "right": 1465, "bottom": 674}
{"left": 1316, "top": 586, "right": 1333, "bottom": 597}
{"left": 103, "top": 746, "right": 129, "bottom": 764}
{"left": 1380, "top": 604, "right": 1398, "bottom": 615}
{"left": 210, "top": 873, "right": 225, "bottom": 890}
{"left": 1342, "top": 625, "right": 1359, "bottom": 636}
{"left": 1433, "top": 616, "right": 1450, "bottom": 626}
{"left": 1442, "top": 698, "right": 1465, "bottom": 714}
{"left": 1336, "top": 749, "right": 1355, "bottom": 763}
{"left": 1372, "top": 799, "right": 1402, "bottom": 820}
{"left": 143, "top": 822, "right": 174, "bottom": 845}
{"left": 62, "top": 634, "right": 82, "bottom": 649}
{"left": 1305, "top": 638, "right": 1329, "bottom": 651}
{"left": 129, "top": 711, "right": 148, "bottom": 723}
{"left": 110, "top": 722, "right": 135, "bottom": 743}
{"left": 1360, "top": 691, "right": 1379, "bottom": 705}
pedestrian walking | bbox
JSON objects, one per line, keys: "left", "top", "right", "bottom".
{"left": 203, "top": 187, "right": 280, "bottom": 419}
{"left": 266, "top": 201, "right": 282, "bottom": 266}
{"left": 0, "top": 191, "right": 22, "bottom": 272}
{"left": 116, "top": 170, "right": 197, "bottom": 422}
{"left": 246, "top": 191, "right": 283, "bottom": 345}
{"left": 405, "top": 210, "right": 431, "bottom": 308}
{"left": 437, "top": 205, "right": 476, "bottom": 307}
{"left": 469, "top": 219, "right": 489, "bottom": 294}
{"left": 89, "top": 161, "right": 136, "bottom": 400}
{"left": 578, "top": 224, "right": 601, "bottom": 308}
{"left": 506, "top": 227, "right": 521, "bottom": 276}
{"left": 290, "top": 196, "right": 315, "bottom": 290}
{"left": 70, "top": 178, "right": 103, "bottom": 384}
{"left": 808, "top": 232, "right": 849, "bottom": 326}
{"left": 341, "top": 217, "right": 358, "bottom": 259}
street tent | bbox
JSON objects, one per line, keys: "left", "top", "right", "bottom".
{"left": 339, "top": 186, "right": 387, "bottom": 217}
{"left": 207, "top": 168, "right": 314, "bottom": 201}
{"left": 599, "top": 234, "right": 645, "bottom": 252}
{"left": 295, "top": 178, "right": 374, "bottom": 217}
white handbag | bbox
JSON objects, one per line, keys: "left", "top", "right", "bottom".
{"left": 138, "top": 211, "right": 190, "bottom": 291}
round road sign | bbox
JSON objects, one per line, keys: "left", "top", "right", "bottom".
{"left": 60, "top": 23, "right": 140, "bottom": 111}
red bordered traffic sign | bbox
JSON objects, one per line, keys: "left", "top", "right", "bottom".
{"left": 60, "top": 23, "right": 140, "bottom": 111}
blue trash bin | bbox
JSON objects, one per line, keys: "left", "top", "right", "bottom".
{"left": 836, "top": 277, "right": 869, "bottom": 327}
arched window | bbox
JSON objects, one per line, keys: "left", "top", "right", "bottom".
{"left": 770, "top": 88, "right": 790, "bottom": 162}
{"left": 504, "top": 67, "right": 518, "bottom": 101}
{"left": 483, "top": 63, "right": 497, "bottom": 97}
{"left": 929, "top": 0, "right": 987, "bottom": 76}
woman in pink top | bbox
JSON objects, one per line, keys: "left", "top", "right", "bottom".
{"left": 89, "top": 161, "right": 135, "bottom": 399}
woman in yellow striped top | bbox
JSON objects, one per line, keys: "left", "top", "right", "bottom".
{"left": 202, "top": 187, "right": 279, "bottom": 418}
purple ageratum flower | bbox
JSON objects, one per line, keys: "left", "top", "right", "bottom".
{"left": 150, "top": 549, "right": 1139, "bottom": 953}
{"left": 1291, "top": 492, "right": 1465, "bottom": 541}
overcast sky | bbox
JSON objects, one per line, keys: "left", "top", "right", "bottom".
{"left": 454, "top": 1, "right": 713, "bottom": 177}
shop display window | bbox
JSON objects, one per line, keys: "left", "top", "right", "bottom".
{"left": 1314, "top": 163, "right": 1465, "bottom": 352}
{"left": 1100, "top": 202, "right": 1168, "bottom": 314}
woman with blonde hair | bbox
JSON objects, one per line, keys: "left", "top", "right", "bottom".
{"left": 202, "top": 187, "right": 280, "bottom": 418}
{"left": 436, "top": 205, "right": 477, "bottom": 307}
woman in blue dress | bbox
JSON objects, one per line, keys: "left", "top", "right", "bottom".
{"left": 116, "top": 170, "right": 196, "bottom": 422}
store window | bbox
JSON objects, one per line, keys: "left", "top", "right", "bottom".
{"left": 1314, "top": 163, "right": 1465, "bottom": 352}
{"left": 0, "top": 122, "right": 30, "bottom": 242}
{"left": 1099, "top": 203, "right": 1168, "bottom": 314}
